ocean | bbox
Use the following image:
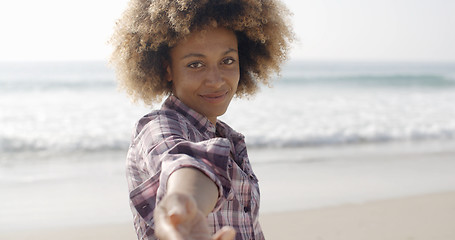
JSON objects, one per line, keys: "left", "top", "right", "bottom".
{"left": 1, "top": 60, "right": 455, "bottom": 230}
{"left": 1, "top": 61, "right": 455, "bottom": 155}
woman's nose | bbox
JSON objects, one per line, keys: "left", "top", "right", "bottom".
{"left": 205, "top": 65, "right": 223, "bottom": 88}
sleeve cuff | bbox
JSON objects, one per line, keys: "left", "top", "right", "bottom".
{"left": 158, "top": 137, "right": 233, "bottom": 211}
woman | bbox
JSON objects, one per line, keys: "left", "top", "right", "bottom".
{"left": 110, "top": 0, "right": 293, "bottom": 239}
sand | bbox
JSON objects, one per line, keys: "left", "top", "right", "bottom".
{"left": 2, "top": 141, "right": 455, "bottom": 239}
{"left": 260, "top": 191, "right": 455, "bottom": 240}
{"left": 2, "top": 191, "right": 455, "bottom": 240}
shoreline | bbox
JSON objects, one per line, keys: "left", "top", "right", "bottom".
{"left": 1, "top": 191, "right": 454, "bottom": 240}
{"left": 2, "top": 140, "right": 455, "bottom": 231}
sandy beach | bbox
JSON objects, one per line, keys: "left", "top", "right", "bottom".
{"left": 1, "top": 191, "right": 454, "bottom": 240}
{"left": 2, "top": 141, "right": 455, "bottom": 240}
{"left": 3, "top": 60, "right": 455, "bottom": 239}
{"left": 260, "top": 191, "right": 455, "bottom": 240}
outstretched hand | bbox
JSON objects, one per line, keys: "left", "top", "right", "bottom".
{"left": 154, "top": 193, "right": 236, "bottom": 240}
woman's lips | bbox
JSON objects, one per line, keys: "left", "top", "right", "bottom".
{"left": 199, "top": 91, "right": 228, "bottom": 103}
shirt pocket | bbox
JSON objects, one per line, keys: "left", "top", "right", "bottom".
{"left": 228, "top": 159, "right": 259, "bottom": 205}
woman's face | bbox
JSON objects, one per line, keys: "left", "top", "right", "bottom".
{"left": 166, "top": 27, "right": 240, "bottom": 125}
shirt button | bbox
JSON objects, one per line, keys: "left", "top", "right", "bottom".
{"left": 244, "top": 206, "right": 250, "bottom": 213}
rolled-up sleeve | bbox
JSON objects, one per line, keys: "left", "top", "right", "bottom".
{"left": 158, "top": 137, "right": 233, "bottom": 210}
{"left": 127, "top": 112, "right": 233, "bottom": 225}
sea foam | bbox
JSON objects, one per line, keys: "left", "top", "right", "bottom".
{"left": 1, "top": 61, "right": 455, "bottom": 155}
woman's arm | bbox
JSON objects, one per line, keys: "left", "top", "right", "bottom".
{"left": 167, "top": 168, "right": 219, "bottom": 215}
{"left": 154, "top": 168, "right": 235, "bottom": 240}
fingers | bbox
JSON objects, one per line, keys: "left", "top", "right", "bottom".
{"left": 155, "top": 193, "right": 235, "bottom": 240}
{"left": 212, "top": 226, "right": 236, "bottom": 240}
{"left": 155, "top": 193, "right": 192, "bottom": 240}
{"left": 154, "top": 205, "right": 183, "bottom": 240}
{"left": 154, "top": 193, "right": 201, "bottom": 240}
{"left": 162, "top": 193, "right": 198, "bottom": 226}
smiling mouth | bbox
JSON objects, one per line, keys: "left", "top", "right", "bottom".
{"left": 199, "top": 91, "right": 229, "bottom": 103}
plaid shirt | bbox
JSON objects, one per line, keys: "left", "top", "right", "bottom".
{"left": 126, "top": 95, "right": 264, "bottom": 240}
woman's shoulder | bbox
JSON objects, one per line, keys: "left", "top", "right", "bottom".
{"left": 133, "top": 108, "right": 190, "bottom": 138}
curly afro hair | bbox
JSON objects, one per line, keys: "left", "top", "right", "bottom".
{"left": 110, "top": 0, "right": 294, "bottom": 106}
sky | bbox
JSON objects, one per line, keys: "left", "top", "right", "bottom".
{"left": 0, "top": 0, "right": 454, "bottom": 62}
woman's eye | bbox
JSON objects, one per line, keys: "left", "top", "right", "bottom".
{"left": 187, "top": 62, "right": 204, "bottom": 68}
{"left": 222, "top": 58, "right": 235, "bottom": 65}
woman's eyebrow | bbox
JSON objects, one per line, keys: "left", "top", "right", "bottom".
{"left": 181, "top": 48, "right": 238, "bottom": 60}
{"left": 224, "top": 48, "right": 238, "bottom": 55}
{"left": 181, "top": 53, "right": 205, "bottom": 60}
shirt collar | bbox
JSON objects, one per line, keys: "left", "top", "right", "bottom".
{"left": 162, "top": 95, "right": 217, "bottom": 135}
{"left": 216, "top": 120, "right": 245, "bottom": 142}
